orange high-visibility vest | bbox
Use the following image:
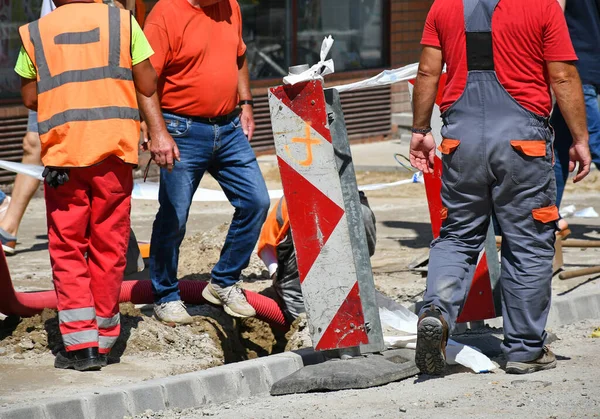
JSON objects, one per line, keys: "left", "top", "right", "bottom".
{"left": 258, "top": 198, "right": 290, "bottom": 258}
{"left": 19, "top": 3, "right": 140, "bottom": 167}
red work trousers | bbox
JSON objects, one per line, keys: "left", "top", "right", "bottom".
{"left": 45, "top": 156, "right": 132, "bottom": 354}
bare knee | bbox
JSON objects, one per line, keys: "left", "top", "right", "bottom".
{"left": 22, "top": 132, "right": 41, "bottom": 159}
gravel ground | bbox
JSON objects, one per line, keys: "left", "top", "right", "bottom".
{"left": 132, "top": 319, "right": 600, "bottom": 419}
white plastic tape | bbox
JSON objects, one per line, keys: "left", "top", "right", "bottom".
{"left": 332, "top": 63, "right": 420, "bottom": 93}
{"left": 283, "top": 36, "right": 335, "bottom": 85}
{"left": 0, "top": 160, "right": 423, "bottom": 202}
{"left": 0, "top": 160, "right": 44, "bottom": 181}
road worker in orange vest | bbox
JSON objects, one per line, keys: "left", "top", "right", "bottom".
{"left": 15, "top": 0, "right": 162, "bottom": 371}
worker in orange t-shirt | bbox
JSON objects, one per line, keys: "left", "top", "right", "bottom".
{"left": 140, "top": 0, "right": 270, "bottom": 324}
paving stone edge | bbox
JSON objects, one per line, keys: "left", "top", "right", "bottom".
{"left": 3, "top": 289, "right": 599, "bottom": 419}
{"left": 0, "top": 351, "right": 320, "bottom": 419}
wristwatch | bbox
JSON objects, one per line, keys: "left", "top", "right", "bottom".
{"left": 239, "top": 100, "right": 254, "bottom": 107}
{"left": 411, "top": 127, "right": 432, "bottom": 135}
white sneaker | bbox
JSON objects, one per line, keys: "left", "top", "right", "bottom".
{"left": 202, "top": 281, "right": 256, "bottom": 318}
{"left": 153, "top": 300, "right": 193, "bottom": 325}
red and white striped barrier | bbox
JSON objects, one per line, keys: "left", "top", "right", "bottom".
{"left": 268, "top": 80, "right": 369, "bottom": 351}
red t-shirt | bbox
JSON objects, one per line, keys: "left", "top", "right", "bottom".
{"left": 144, "top": 0, "right": 246, "bottom": 117}
{"left": 421, "top": 0, "right": 577, "bottom": 116}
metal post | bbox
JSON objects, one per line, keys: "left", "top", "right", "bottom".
{"left": 285, "top": 0, "right": 293, "bottom": 69}
{"left": 324, "top": 87, "right": 385, "bottom": 354}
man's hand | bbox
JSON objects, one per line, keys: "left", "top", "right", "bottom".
{"left": 240, "top": 104, "right": 255, "bottom": 141}
{"left": 140, "top": 121, "right": 149, "bottom": 151}
{"left": 149, "top": 129, "right": 180, "bottom": 172}
{"left": 409, "top": 132, "right": 436, "bottom": 174}
{"left": 569, "top": 142, "right": 591, "bottom": 183}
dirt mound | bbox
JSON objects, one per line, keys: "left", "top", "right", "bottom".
{"left": 0, "top": 309, "right": 61, "bottom": 357}
{"left": 285, "top": 313, "right": 312, "bottom": 352}
{"left": 0, "top": 302, "right": 288, "bottom": 374}
{"left": 177, "top": 223, "right": 268, "bottom": 282}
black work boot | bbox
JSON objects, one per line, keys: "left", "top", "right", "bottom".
{"left": 54, "top": 347, "right": 103, "bottom": 371}
{"left": 415, "top": 305, "right": 449, "bottom": 375}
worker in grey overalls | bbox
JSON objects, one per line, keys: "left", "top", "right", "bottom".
{"left": 410, "top": 0, "right": 591, "bottom": 375}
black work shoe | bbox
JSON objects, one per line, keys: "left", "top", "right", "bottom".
{"left": 505, "top": 346, "right": 557, "bottom": 374}
{"left": 415, "top": 305, "right": 449, "bottom": 375}
{"left": 98, "top": 352, "right": 122, "bottom": 367}
{"left": 54, "top": 347, "right": 103, "bottom": 371}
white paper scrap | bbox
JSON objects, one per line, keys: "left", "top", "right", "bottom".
{"left": 574, "top": 207, "right": 599, "bottom": 218}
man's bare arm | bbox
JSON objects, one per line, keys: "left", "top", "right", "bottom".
{"left": 412, "top": 46, "right": 443, "bottom": 129}
{"left": 136, "top": 92, "right": 179, "bottom": 171}
{"left": 237, "top": 53, "right": 255, "bottom": 141}
{"left": 409, "top": 46, "right": 443, "bottom": 173}
{"left": 557, "top": 0, "right": 566, "bottom": 11}
{"left": 133, "top": 59, "right": 158, "bottom": 98}
{"left": 548, "top": 61, "right": 591, "bottom": 182}
{"left": 133, "top": 60, "right": 179, "bottom": 171}
{"left": 20, "top": 78, "right": 37, "bottom": 111}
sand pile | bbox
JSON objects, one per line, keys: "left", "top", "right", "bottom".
{"left": 177, "top": 223, "right": 268, "bottom": 282}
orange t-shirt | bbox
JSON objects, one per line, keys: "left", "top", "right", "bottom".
{"left": 144, "top": 0, "right": 245, "bottom": 117}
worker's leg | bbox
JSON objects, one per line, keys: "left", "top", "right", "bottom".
{"left": 208, "top": 118, "right": 270, "bottom": 288}
{"left": 87, "top": 157, "right": 133, "bottom": 354}
{"left": 45, "top": 168, "right": 98, "bottom": 352}
{"left": 421, "top": 148, "right": 491, "bottom": 333}
{"left": 493, "top": 133, "right": 557, "bottom": 362}
{"left": 583, "top": 84, "right": 600, "bottom": 170}
{"left": 0, "top": 112, "right": 42, "bottom": 251}
{"left": 149, "top": 114, "right": 210, "bottom": 304}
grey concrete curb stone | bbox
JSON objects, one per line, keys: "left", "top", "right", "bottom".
{"left": 0, "top": 352, "right": 309, "bottom": 419}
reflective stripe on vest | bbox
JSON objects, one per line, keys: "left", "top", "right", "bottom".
{"left": 37, "top": 106, "right": 140, "bottom": 136}
{"left": 27, "top": 6, "right": 135, "bottom": 107}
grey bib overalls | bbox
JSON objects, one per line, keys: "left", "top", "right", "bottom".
{"left": 422, "top": 0, "right": 558, "bottom": 362}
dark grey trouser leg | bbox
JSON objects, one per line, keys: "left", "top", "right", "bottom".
{"left": 421, "top": 138, "right": 492, "bottom": 333}
{"left": 492, "top": 141, "right": 556, "bottom": 362}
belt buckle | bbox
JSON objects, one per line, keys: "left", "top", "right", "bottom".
{"left": 208, "top": 117, "right": 216, "bottom": 124}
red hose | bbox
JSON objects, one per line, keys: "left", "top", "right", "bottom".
{"left": 0, "top": 251, "right": 287, "bottom": 327}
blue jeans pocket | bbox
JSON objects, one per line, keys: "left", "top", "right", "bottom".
{"left": 164, "top": 115, "right": 191, "bottom": 137}
{"left": 230, "top": 116, "right": 242, "bottom": 130}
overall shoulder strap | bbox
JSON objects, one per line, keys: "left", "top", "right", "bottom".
{"left": 463, "top": 0, "right": 501, "bottom": 71}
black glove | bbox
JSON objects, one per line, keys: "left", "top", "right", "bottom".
{"left": 42, "top": 167, "right": 70, "bottom": 188}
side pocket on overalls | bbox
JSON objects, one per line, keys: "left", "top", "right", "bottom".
{"left": 438, "top": 138, "right": 461, "bottom": 187}
{"left": 510, "top": 139, "right": 551, "bottom": 185}
{"left": 531, "top": 194, "right": 559, "bottom": 256}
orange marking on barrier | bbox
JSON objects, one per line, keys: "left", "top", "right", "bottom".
{"left": 285, "top": 123, "right": 321, "bottom": 166}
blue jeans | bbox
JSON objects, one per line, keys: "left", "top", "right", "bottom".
{"left": 551, "top": 84, "right": 600, "bottom": 207}
{"left": 150, "top": 112, "right": 270, "bottom": 304}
